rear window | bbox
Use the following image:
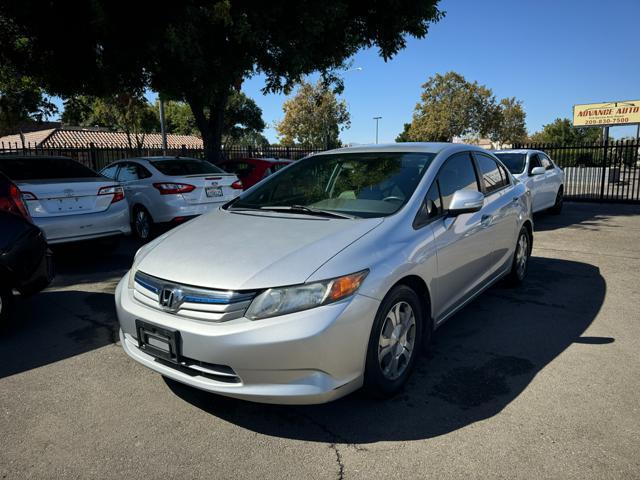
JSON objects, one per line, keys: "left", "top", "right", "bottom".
{"left": 150, "top": 159, "right": 224, "bottom": 176}
{"left": 494, "top": 153, "right": 526, "bottom": 174}
{"left": 0, "top": 157, "right": 99, "bottom": 180}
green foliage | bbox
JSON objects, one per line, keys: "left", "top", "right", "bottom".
{"left": 395, "top": 123, "right": 412, "bottom": 142}
{"left": 401, "top": 72, "right": 526, "bottom": 145}
{"left": 493, "top": 97, "right": 527, "bottom": 144}
{"left": 156, "top": 101, "right": 198, "bottom": 136}
{"left": 62, "top": 93, "right": 157, "bottom": 148}
{"left": 0, "top": 65, "right": 56, "bottom": 135}
{"left": 406, "top": 72, "right": 498, "bottom": 142}
{"left": 529, "top": 118, "right": 602, "bottom": 145}
{"left": 0, "top": 0, "right": 443, "bottom": 159}
{"left": 276, "top": 80, "right": 350, "bottom": 149}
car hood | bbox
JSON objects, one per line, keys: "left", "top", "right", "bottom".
{"left": 136, "top": 209, "right": 384, "bottom": 290}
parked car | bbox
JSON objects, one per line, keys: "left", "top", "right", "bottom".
{"left": 0, "top": 173, "right": 53, "bottom": 328}
{"left": 218, "top": 158, "right": 293, "bottom": 189}
{"left": 494, "top": 149, "right": 564, "bottom": 214}
{"left": 100, "top": 156, "right": 243, "bottom": 240}
{"left": 0, "top": 155, "right": 130, "bottom": 245}
{"left": 115, "top": 143, "right": 533, "bottom": 404}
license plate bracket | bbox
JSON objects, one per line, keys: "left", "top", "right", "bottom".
{"left": 205, "top": 186, "right": 223, "bottom": 197}
{"left": 135, "top": 320, "right": 181, "bottom": 363}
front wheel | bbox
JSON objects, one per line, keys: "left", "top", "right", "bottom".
{"left": 364, "top": 285, "right": 423, "bottom": 398}
{"left": 506, "top": 226, "right": 531, "bottom": 286}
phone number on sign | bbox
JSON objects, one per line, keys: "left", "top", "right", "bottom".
{"left": 584, "top": 118, "right": 630, "bottom": 125}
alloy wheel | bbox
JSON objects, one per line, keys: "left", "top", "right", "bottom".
{"left": 516, "top": 232, "right": 529, "bottom": 280}
{"left": 135, "top": 210, "right": 151, "bottom": 240}
{"left": 378, "top": 301, "right": 416, "bottom": 380}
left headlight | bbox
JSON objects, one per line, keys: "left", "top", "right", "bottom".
{"left": 245, "top": 270, "right": 369, "bottom": 320}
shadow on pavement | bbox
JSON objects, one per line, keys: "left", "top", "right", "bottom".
{"left": 534, "top": 201, "right": 640, "bottom": 232}
{"left": 166, "top": 256, "right": 608, "bottom": 444}
{"left": 0, "top": 290, "right": 117, "bottom": 379}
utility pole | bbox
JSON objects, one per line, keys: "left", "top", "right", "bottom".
{"left": 159, "top": 96, "right": 168, "bottom": 156}
{"left": 373, "top": 116, "right": 382, "bottom": 144}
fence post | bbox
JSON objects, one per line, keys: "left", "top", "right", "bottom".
{"left": 89, "top": 142, "right": 97, "bottom": 171}
{"left": 599, "top": 127, "right": 610, "bottom": 201}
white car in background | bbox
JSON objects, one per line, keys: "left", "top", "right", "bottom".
{"left": 100, "top": 156, "right": 243, "bottom": 240}
{"left": 494, "top": 149, "right": 564, "bottom": 214}
{"left": 0, "top": 155, "right": 130, "bottom": 245}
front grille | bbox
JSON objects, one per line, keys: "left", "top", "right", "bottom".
{"left": 133, "top": 271, "right": 256, "bottom": 322}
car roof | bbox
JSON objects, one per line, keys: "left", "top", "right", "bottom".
{"left": 128, "top": 156, "right": 203, "bottom": 162}
{"left": 494, "top": 149, "right": 541, "bottom": 154}
{"left": 222, "top": 157, "right": 293, "bottom": 164}
{"left": 318, "top": 142, "right": 491, "bottom": 156}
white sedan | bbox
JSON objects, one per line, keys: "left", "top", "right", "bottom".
{"left": 494, "top": 149, "right": 564, "bottom": 214}
{"left": 101, "top": 156, "right": 243, "bottom": 240}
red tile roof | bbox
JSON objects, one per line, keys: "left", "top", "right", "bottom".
{"left": 0, "top": 127, "right": 203, "bottom": 148}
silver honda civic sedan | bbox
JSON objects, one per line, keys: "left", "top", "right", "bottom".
{"left": 115, "top": 143, "right": 533, "bottom": 404}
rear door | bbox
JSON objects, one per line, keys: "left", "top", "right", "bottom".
{"left": 473, "top": 152, "right": 518, "bottom": 273}
{"left": 539, "top": 152, "right": 561, "bottom": 207}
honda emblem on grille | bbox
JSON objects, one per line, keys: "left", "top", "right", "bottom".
{"left": 159, "top": 286, "right": 182, "bottom": 312}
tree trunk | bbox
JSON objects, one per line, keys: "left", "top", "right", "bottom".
{"left": 187, "top": 91, "right": 229, "bottom": 164}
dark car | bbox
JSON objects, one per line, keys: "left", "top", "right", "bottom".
{"left": 0, "top": 173, "right": 53, "bottom": 327}
{"left": 219, "top": 158, "right": 293, "bottom": 190}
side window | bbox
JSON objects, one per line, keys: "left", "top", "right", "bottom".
{"left": 540, "top": 153, "right": 553, "bottom": 170}
{"left": 414, "top": 181, "right": 442, "bottom": 228}
{"left": 476, "top": 154, "right": 509, "bottom": 194}
{"left": 117, "top": 163, "right": 139, "bottom": 182}
{"left": 436, "top": 153, "right": 480, "bottom": 211}
{"left": 497, "top": 162, "right": 511, "bottom": 186}
{"left": 136, "top": 164, "right": 152, "bottom": 179}
{"left": 101, "top": 164, "right": 119, "bottom": 180}
{"left": 528, "top": 154, "right": 542, "bottom": 174}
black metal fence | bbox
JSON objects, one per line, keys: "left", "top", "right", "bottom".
{"left": 0, "top": 142, "right": 318, "bottom": 172}
{"left": 513, "top": 140, "right": 640, "bottom": 203}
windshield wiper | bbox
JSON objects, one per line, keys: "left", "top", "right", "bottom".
{"left": 259, "top": 205, "right": 356, "bottom": 219}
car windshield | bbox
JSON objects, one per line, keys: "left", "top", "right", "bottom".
{"left": 0, "top": 156, "right": 99, "bottom": 180}
{"left": 229, "top": 152, "right": 436, "bottom": 218}
{"left": 150, "top": 158, "right": 225, "bottom": 176}
{"left": 494, "top": 153, "right": 526, "bottom": 174}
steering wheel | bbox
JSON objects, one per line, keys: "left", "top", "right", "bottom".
{"left": 382, "top": 196, "right": 404, "bottom": 202}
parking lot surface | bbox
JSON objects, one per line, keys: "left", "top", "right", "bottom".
{"left": 1, "top": 202, "right": 639, "bottom": 479}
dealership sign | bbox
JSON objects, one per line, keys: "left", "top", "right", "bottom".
{"left": 573, "top": 100, "right": 640, "bottom": 127}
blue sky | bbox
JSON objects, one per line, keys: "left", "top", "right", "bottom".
{"left": 55, "top": 0, "right": 640, "bottom": 143}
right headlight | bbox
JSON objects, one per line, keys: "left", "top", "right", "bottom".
{"left": 245, "top": 270, "right": 368, "bottom": 320}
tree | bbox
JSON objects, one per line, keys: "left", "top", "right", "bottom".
{"left": 0, "top": 66, "right": 56, "bottom": 136}
{"left": 155, "top": 92, "right": 267, "bottom": 146}
{"left": 492, "top": 97, "right": 527, "bottom": 145}
{"left": 62, "top": 93, "right": 157, "bottom": 149}
{"left": 395, "top": 123, "right": 412, "bottom": 142}
{"left": 406, "top": 72, "right": 498, "bottom": 142}
{"left": 0, "top": 0, "right": 443, "bottom": 161}
{"left": 276, "top": 80, "right": 350, "bottom": 148}
{"left": 529, "top": 118, "right": 602, "bottom": 145}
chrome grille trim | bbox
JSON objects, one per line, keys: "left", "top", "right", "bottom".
{"left": 133, "top": 271, "right": 256, "bottom": 322}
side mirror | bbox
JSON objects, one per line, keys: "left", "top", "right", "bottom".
{"left": 531, "top": 166, "right": 546, "bottom": 176}
{"left": 447, "top": 190, "right": 484, "bottom": 216}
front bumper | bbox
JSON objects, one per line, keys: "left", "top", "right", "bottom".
{"left": 115, "top": 272, "right": 380, "bottom": 404}
{"left": 34, "top": 202, "right": 131, "bottom": 245}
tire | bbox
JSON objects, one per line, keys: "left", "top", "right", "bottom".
{"left": 0, "top": 288, "right": 13, "bottom": 331}
{"left": 364, "top": 284, "right": 424, "bottom": 398}
{"left": 550, "top": 186, "right": 563, "bottom": 215}
{"left": 506, "top": 226, "right": 531, "bottom": 286}
{"left": 133, "top": 206, "right": 154, "bottom": 242}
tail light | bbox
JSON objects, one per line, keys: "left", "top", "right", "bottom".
{"left": 0, "top": 183, "right": 32, "bottom": 221}
{"left": 98, "top": 185, "right": 125, "bottom": 203}
{"left": 231, "top": 180, "right": 243, "bottom": 190}
{"left": 153, "top": 183, "right": 196, "bottom": 195}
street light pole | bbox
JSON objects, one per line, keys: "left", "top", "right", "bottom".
{"left": 373, "top": 116, "right": 382, "bottom": 144}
